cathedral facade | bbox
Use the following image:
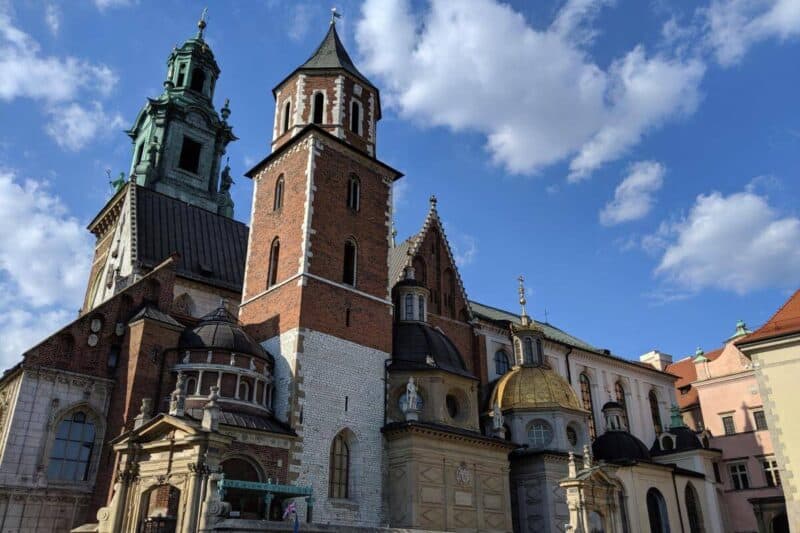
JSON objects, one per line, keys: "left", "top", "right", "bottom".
{"left": 0, "top": 16, "right": 729, "bottom": 533}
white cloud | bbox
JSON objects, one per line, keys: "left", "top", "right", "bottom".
{"left": 600, "top": 160, "right": 665, "bottom": 226}
{"left": 705, "top": 0, "right": 800, "bottom": 66}
{"left": 392, "top": 180, "right": 409, "bottom": 213}
{"left": 451, "top": 233, "right": 478, "bottom": 267}
{"left": 45, "top": 102, "right": 125, "bottom": 151}
{"left": 649, "top": 189, "right": 800, "bottom": 294}
{"left": 0, "top": 10, "right": 117, "bottom": 102}
{"left": 44, "top": 3, "right": 60, "bottom": 35}
{"left": 288, "top": 3, "right": 312, "bottom": 42}
{"left": 356, "top": 0, "right": 704, "bottom": 180}
{"left": 0, "top": 170, "right": 92, "bottom": 369}
{"left": 94, "top": 0, "right": 133, "bottom": 10}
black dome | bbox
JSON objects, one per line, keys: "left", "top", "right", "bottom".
{"left": 592, "top": 431, "right": 651, "bottom": 463}
{"left": 391, "top": 322, "right": 474, "bottom": 378}
{"left": 651, "top": 426, "right": 703, "bottom": 455}
{"left": 180, "top": 307, "right": 272, "bottom": 363}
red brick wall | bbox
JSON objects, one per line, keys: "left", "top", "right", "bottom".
{"left": 226, "top": 441, "right": 290, "bottom": 484}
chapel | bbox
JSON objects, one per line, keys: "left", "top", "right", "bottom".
{"left": 0, "top": 13, "right": 729, "bottom": 533}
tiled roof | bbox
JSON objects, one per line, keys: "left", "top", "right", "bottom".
{"left": 388, "top": 239, "right": 411, "bottom": 290}
{"left": 185, "top": 408, "right": 295, "bottom": 436}
{"left": 737, "top": 289, "right": 800, "bottom": 345}
{"left": 299, "top": 24, "right": 375, "bottom": 89}
{"left": 469, "top": 300, "right": 597, "bottom": 352}
{"left": 665, "top": 349, "right": 723, "bottom": 410}
{"left": 135, "top": 186, "right": 248, "bottom": 292}
{"left": 129, "top": 305, "right": 184, "bottom": 328}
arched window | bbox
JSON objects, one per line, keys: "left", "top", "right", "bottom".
{"left": 282, "top": 100, "right": 291, "bottom": 134}
{"left": 347, "top": 175, "right": 360, "bottom": 211}
{"left": 685, "top": 482, "right": 705, "bottom": 533}
{"left": 580, "top": 373, "right": 596, "bottom": 440}
{"left": 176, "top": 63, "right": 187, "bottom": 87}
{"left": 615, "top": 381, "right": 629, "bottom": 430}
{"left": 404, "top": 294, "right": 414, "bottom": 320}
{"left": 589, "top": 511, "right": 605, "bottom": 533}
{"left": 523, "top": 337, "right": 534, "bottom": 365}
{"left": 238, "top": 381, "right": 250, "bottom": 402}
{"left": 418, "top": 295, "right": 425, "bottom": 320}
{"left": 535, "top": 338, "right": 544, "bottom": 365}
{"left": 649, "top": 390, "right": 663, "bottom": 434}
{"left": 329, "top": 432, "right": 350, "bottom": 499}
{"left": 313, "top": 92, "right": 325, "bottom": 124}
{"left": 343, "top": 239, "right": 357, "bottom": 286}
{"left": 273, "top": 175, "right": 284, "bottom": 211}
{"left": 47, "top": 411, "right": 96, "bottom": 482}
{"left": 647, "top": 488, "right": 671, "bottom": 533}
{"left": 350, "top": 100, "right": 361, "bottom": 133}
{"left": 221, "top": 457, "right": 262, "bottom": 516}
{"left": 494, "top": 350, "right": 510, "bottom": 376}
{"left": 267, "top": 238, "right": 280, "bottom": 287}
{"left": 190, "top": 67, "right": 205, "bottom": 92}
{"left": 186, "top": 377, "right": 197, "bottom": 395}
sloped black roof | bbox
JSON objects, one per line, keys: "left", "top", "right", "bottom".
{"left": 180, "top": 307, "right": 273, "bottom": 363}
{"left": 593, "top": 431, "right": 651, "bottom": 463}
{"left": 651, "top": 426, "right": 704, "bottom": 456}
{"left": 391, "top": 322, "right": 475, "bottom": 379}
{"left": 135, "top": 186, "right": 248, "bottom": 292}
{"left": 299, "top": 24, "right": 375, "bottom": 88}
{"left": 185, "top": 408, "right": 294, "bottom": 436}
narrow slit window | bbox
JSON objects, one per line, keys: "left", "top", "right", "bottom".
{"left": 283, "top": 101, "right": 291, "bottom": 134}
{"left": 268, "top": 238, "right": 280, "bottom": 287}
{"left": 404, "top": 294, "right": 414, "bottom": 320}
{"left": 274, "top": 175, "right": 284, "bottom": 210}
{"left": 347, "top": 176, "right": 360, "bottom": 211}
{"left": 350, "top": 101, "right": 360, "bottom": 133}
{"left": 313, "top": 93, "right": 325, "bottom": 124}
{"left": 343, "top": 240, "right": 357, "bottom": 286}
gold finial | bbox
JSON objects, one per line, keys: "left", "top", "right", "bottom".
{"left": 518, "top": 275, "right": 530, "bottom": 326}
{"left": 331, "top": 7, "right": 342, "bottom": 25}
{"left": 197, "top": 7, "right": 208, "bottom": 38}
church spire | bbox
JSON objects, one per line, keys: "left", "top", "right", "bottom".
{"left": 125, "top": 14, "right": 237, "bottom": 217}
{"left": 518, "top": 275, "right": 530, "bottom": 326}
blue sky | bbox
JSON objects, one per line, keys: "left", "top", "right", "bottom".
{"left": 0, "top": 0, "right": 799, "bottom": 370}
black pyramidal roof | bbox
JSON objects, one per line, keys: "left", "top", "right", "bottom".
{"left": 301, "top": 23, "right": 375, "bottom": 88}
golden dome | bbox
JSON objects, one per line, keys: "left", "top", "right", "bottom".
{"left": 490, "top": 365, "right": 584, "bottom": 411}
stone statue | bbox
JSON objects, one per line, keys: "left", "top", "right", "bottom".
{"left": 406, "top": 377, "right": 418, "bottom": 411}
{"left": 220, "top": 160, "right": 233, "bottom": 193}
{"left": 582, "top": 444, "right": 592, "bottom": 469}
{"left": 491, "top": 402, "right": 504, "bottom": 431}
{"left": 169, "top": 372, "right": 186, "bottom": 417}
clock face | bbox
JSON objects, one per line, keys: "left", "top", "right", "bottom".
{"left": 90, "top": 318, "right": 102, "bottom": 333}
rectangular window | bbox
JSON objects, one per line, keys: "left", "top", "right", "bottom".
{"left": 722, "top": 415, "right": 736, "bottom": 436}
{"left": 178, "top": 137, "right": 202, "bottom": 174}
{"left": 754, "top": 410, "right": 768, "bottom": 431}
{"left": 763, "top": 459, "right": 781, "bottom": 487}
{"left": 729, "top": 463, "right": 750, "bottom": 490}
{"left": 713, "top": 462, "right": 721, "bottom": 483}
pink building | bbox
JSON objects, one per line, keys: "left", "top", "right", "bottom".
{"left": 668, "top": 322, "right": 786, "bottom": 533}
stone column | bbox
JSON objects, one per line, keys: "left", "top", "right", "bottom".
{"left": 183, "top": 462, "right": 205, "bottom": 533}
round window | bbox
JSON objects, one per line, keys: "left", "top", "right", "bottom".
{"left": 566, "top": 425, "right": 578, "bottom": 447}
{"left": 528, "top": 420, "right": 553, "bottom": 448}
{"left": 445, "top": 395, "right": 459, "bottom": 419}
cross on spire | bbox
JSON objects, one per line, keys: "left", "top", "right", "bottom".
{"left": 197, "top": 7, "right": 208, "bottom": 38}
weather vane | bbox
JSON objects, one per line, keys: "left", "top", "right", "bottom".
{"left": 331, "top": 7, "right": 342, "bottom": 25}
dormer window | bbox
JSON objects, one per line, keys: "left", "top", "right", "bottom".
{"left": 190, "top": 68, "right": 205, "bottom": 93}
{"left": 178, "top": 136, "right": 201, "bottom": 174}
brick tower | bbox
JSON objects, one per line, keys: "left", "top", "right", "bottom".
{"left": 239, "top": 20, "right": 402, "bottom": 526}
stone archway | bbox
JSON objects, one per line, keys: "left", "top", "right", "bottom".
{"left": 139, "top": 484, "right": 181, "bottom": 533}
{"left": 220, "top": 457, "right": 264, "bottom": 519}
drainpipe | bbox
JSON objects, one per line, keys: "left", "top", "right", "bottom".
{"left": 671, "top": 470, "right": 686, "bottom": 533}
